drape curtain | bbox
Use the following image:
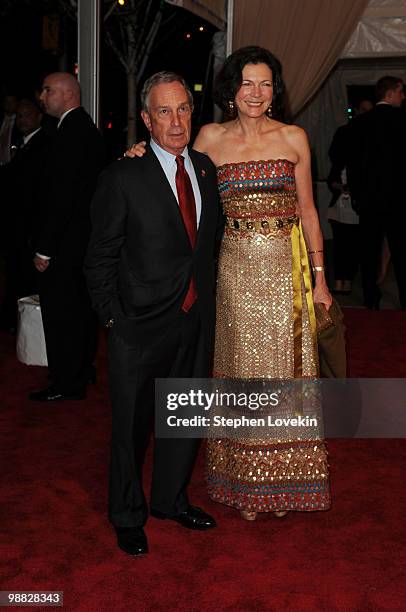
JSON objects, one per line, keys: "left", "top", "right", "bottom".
{"left": 232, "top": 0, "right": 370, "bottom": 116}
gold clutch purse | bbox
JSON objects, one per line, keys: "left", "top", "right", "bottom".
{"left": 314, "top": 298, "right": 346, "bottom": 378}
{"left": 314, "top": 298, "right": 343, "bottom": 333}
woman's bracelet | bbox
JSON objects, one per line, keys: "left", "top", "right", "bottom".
{"left": 308, "top": 249, "right": 324, "bottom": 255}
{"left": 312, "top": 265, "right": 325, "bottom": 273}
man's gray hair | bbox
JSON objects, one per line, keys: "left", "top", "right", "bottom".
{"left": 140, "top": 71, "right": 194, "bottom": 112}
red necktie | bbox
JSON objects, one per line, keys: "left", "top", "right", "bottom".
{"left": 175, "top": 155, "right": 197, "bottom": 312}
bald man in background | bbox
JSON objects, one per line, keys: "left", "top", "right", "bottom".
{"left": 30, "top": 72, "right": 105, "bottom": 401}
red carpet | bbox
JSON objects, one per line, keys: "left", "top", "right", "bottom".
{"left": 1, "top": 308, "right": 406, "bottom": 611}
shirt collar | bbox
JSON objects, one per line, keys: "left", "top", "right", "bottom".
{"left": 150, "top": 138, "right": 189, "bottom": 169}
{"left": 23, "top": 127, "right": 41, "bottom": 146}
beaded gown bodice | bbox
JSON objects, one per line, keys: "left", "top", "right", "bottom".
{"left": 217, "top": 159, "right": 297, "bottom": 230}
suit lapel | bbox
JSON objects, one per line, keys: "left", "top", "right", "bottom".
{"left": 142, "top": 146, "right": 210, "bottom": 250}
{"left": 189, "top": 149, "right": 209, "bottom": 246}
{"left": 143, "top": 145, "right": 178, "bottom": 207}
{"left": 143, "top": 145, "right": 192, "bottom": 248}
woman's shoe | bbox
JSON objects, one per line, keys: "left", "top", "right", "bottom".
{"left": 274, "top": 511, "right": 289, "bottom": 518}
{"left": 240, "top": 510, "right": 257, "bottom": 521}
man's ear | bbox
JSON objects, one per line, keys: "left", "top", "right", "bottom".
{"left": 141, "top": 110, "right": 152, "bottom": 132}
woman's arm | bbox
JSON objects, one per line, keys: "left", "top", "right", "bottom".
{"left": 291, "top": 127, "right": 332, "bottom": 309}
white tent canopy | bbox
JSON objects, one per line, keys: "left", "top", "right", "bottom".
{"left": 165, "top": 0, "right": 226, "bottom": 30}
{"left": 342, "top": 0, "right": 406, "bottom": 57}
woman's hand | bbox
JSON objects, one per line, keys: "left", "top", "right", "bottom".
{"left": 123, "top": 141, "right": 147, "bottom": 158}
{"left": 313, "top": 278, "right": 333, "bottom": 311}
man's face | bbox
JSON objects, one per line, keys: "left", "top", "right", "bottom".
{"left": 39, "top": 76, "right": 66, "bottom": 118}
{"left": 388, "top": 82, "right": 405, "bottom": 107}
{"left": 4, "top": 95, "right": 18, "bottom": 115}
{"left": 141, "top": 81, "right": 192, "bottom": 155}
{"left": 16, "top": 103, "right": 42, "bottom": 136}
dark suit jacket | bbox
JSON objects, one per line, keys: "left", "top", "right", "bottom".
{"left": 35, "top": 106, "right": 105, "bottom": 263}
{"left": 4, "top": 126, "right": 54, "bottom": 251}
{"left": 84, "top": 145, "right": 222, "bottom": 350}
{"left": 347, "top": 104, "right": 406, "bottom": 214}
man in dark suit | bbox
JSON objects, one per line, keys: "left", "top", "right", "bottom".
{"left": 0, "top": 93, "right": 21, "bottom": 331}
{"left": 1, "top": 99, "right": 54, "bottom": 331}
{"left": 29, "top": 73, "right": 105, "bottom": 401}
{"left": 0, "top": 94, "right": 19, "bottom": 165}
{"left": 85, "top": 72, "right": 221, "bottom": 556}
{"left": 347, "top": 76, "right": 406, "bottom": 309}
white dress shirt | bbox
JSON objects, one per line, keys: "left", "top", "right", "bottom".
{"left": 150, "top": 138, "right": 202, "bottom": 226}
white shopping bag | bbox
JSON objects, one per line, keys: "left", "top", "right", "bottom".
{"left": 16, "top": 295, "right": 48, "bottom": 366}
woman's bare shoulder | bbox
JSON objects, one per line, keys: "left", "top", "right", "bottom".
{"left": 281, "top": 123, "right": 308, "bottom": 144}
{"left": 193, "top": 122, "right": 233, "bottom": 152}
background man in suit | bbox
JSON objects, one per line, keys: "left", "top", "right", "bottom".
{"left": 1, "top": 99, "right": 54, "bottom": 331}
{"left": 85, "top": 72, "right": 221, "bottom": 556}
{"left": 0, "top": 93, "right": 20, "bottom": 331}
{"left": 29, "top": 73, "right": 105, "bottom": 401}
{"left": 348, "top": 76, "right": 406, "bottom": 309}
{"left": 0, "top": 93, "right": 19, "bottom": 165}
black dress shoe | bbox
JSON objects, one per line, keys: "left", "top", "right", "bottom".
{"left": 29, "top": 385, "right": 86, "bottom": 401}
{"left": 366, "top": 301, "right": 380, "bottom": 311}
{"left": 115, "top": 526, "right": 148, "bottom": 556}
{"left": 365, "top": 290, "right": 382, "bottom": 310}
{"left": 150, "top": 505, "right": 216, "bottom": 530}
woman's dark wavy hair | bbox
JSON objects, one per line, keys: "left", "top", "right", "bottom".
{"left": 214, "top": 46, "right": 286, "bottom": 121}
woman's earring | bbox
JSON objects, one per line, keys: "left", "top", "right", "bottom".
{"left": 227, "top": 99, "right": 235, "bottom": 115}
{"left": 266, "top": 103, "right": 273, "bottom": 118}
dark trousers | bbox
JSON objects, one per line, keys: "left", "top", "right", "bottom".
{"left": 0, "top": 250, "right": 19, "bottom": 329}
{"left": 108, "top": 305, "right": 209, "bottom": 528}
{"left": 39, "top": 263, "right": 97, "bottom": 394}
{"left": 360, "top": 211, "right": 406, "bottom": 308}
{"left": 329, "top": 220, "right": 359, "bottom": 281}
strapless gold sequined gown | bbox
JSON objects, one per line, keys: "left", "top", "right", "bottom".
{"left": 207, "top": 159, "right": 331, "bottom": 512}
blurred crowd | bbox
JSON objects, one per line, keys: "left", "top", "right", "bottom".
{"left": 326, "top": 75, "right": 406, "bottom": 310}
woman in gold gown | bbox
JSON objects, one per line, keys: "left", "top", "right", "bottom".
{"left": 193, "top": 46, "right": 332, "bottom": 520}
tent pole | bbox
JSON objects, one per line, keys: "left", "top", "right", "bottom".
{"left": 226, "top": 0, "right": 234, "bottom": 56}
{"left": 78, "top": 0, "right": 100, "bottom": 126}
